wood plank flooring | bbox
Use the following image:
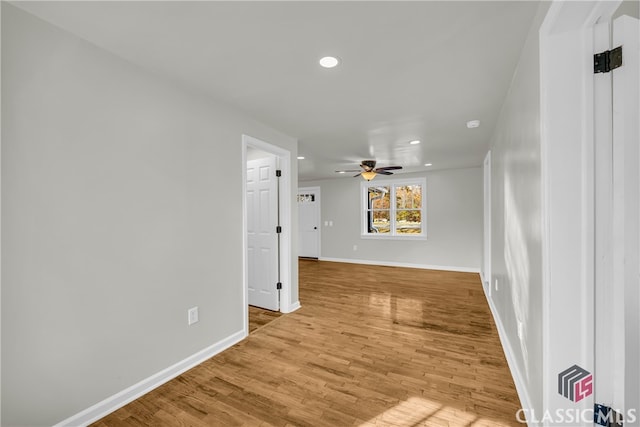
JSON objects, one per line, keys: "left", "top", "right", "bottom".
{"left": 93, "top": 260, "right": 521, "bottom": 426}
{"left": 248, "top": 306, "right": 282, "bottom": 334}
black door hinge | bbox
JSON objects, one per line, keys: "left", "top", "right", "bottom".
{"left": 594, "top": 404, "right": 624, "bottom": 426}
{"left": 276, "top": 282, "right": 282, "bottom": 290}
{"left": 276, "top": 225, "right": 282, "bottom": 234}
{"left": 594, "top": 46, "right": 623, "bottom": 74}
{"left": 276, "top": 169, "right": 282, "bottom": 177}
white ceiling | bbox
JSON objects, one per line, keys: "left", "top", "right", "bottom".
{"left": 14, "top": 1, "right": 540, "bottom": 181}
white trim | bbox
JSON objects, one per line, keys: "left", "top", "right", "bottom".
{"left": 481, "top": 286, "right": 535, "bottom": 426}
{"left": 281, "top": 301, "right": 301, "bottom": 314}
{"left": 612, "top": 14, "right": 640, "bottom": 416}
{"left": 0, "top": 3, "right": 3, "bottom": 423}
{"left": 242, "top": 134, "right": 293, "bottom": 318}
{"left": 540, "top": 0, "right": 621, "bottom": 418}
{"left": 482, "top": 151, "right": 491, "bottom": 299}
{"left": 319, "top": 257, "right": 480, "bottom": 274}
{"left": 53, "top": 330, "right": 246, "bottom": 427}
{"left": 479, "top": 271, "right": 487, "bottom": 290}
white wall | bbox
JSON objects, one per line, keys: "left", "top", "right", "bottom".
{"left": 486, "top": 1, "right": 550, "bottom": 420}
{"left": 1, "top": 5, "right": 298, "bottom": 426}
{"left": 301, "top": 167, "right": 482, "bottom": 271}
{"left": 614, "top": 0, "right": 640, "bottom": 20}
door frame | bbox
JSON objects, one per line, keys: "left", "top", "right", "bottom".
{"left": 482, "top": 151, "right": 491, "bottom": 299}
{"left": 540, "top": 0, "right": 621, "bottom": 420}
{"left": 612, "top": 14, "right": 640, "bottom": 420}
{"left": 298, "top": 186, "right": 321, "bottom": 259}
{"left": 241, "top": 134, "right": 292, "bottom": 332}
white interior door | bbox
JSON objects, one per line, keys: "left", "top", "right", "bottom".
{"left": 247, "top": 155, "right": 279, "bottom": 311}
{"left": 298, "top": 187, "right": 320, "bottom": 258}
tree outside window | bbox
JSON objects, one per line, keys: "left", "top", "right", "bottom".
{"left": 362, "top": 178, "right": 426, "bottom": 238}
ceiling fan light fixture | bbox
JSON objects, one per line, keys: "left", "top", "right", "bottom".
{"left": 361, "top": 171, "right": 377, "bottom": 181}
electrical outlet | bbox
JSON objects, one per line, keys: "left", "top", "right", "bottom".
{"left": 329, "top": 221, "right": 334, "bottom": 227}
{"left": 188, "top": 307, "right": 199, "bottom": 325}
{"left": 324, "top": 221, "right": 329, "bottom": 226}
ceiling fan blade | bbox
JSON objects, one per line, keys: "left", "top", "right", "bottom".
{"left": 376, "top": 170, "right": 393, "bottom": 175}
{"left": 353, "top": 172, "right": 362, "bottom": 178}
{"left": 376, "top": 166, "right": 403, "bottom": 171}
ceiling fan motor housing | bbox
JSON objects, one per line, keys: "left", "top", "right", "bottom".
{"left": 361, "top": 160, "right": 377, "bottom": 171}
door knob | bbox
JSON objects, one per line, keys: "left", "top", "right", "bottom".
{"left": 314, "top": 227, "right": 317, "bottom": 230}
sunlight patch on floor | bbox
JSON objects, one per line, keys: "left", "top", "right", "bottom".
{"left": 359, "top": 396, "right": 516, "bottom": 427}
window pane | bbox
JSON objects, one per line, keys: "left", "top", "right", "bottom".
{"left": 368, "top": 186, "right": 390, "bottom": 209}
{"left": 396, "top": 185, "right": 422, "bottom": 209}
{"left": 367, "top": 210, "right": 390, "bottom": 233}
{"left": 396, "top": 210, "right": 422, "bottom": 234}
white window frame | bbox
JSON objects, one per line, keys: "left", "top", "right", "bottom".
{"left": 360, "top": 177, "right": 427, "bottom": 240}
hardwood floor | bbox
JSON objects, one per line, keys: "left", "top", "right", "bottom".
{"left": 93, "top": 260, "right": 521, "bottom": 426}
{"left": 248, "top": 306, "right": 282, "bottom": 334}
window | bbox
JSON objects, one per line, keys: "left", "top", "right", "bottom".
{"left": 361, "top": 177, "right": 426, "bottom": 238}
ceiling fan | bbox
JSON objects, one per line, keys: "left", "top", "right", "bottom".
{"left": 335, "top": 160, "right": 402, "bottom": 181}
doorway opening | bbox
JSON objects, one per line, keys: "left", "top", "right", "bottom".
{"left": 298, "top": 186, "right": 321, "bottom": 259}
{"left": 242, "top": 135, "right": 292, "bottom": 335}
{"left": 248, "top": 306, "right": 283, "bottom": 334}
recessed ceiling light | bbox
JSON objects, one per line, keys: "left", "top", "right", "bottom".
{"left": 424, "top": 163, "right": 433, "bottom": 167}
{"left": 409, "top": 140, "right": 421, "bottom": 145}
{"left": 297, "top": 156, "right": 305, "bottom": 160}
{"left": 466, "top": 120, "right": 480, "bottom": 129}
{"left": 319, "top": 56, "right": 340, "bottom": 68}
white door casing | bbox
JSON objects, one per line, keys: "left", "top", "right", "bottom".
{"left": 246, "top": 155, "right": 279, "bottom": 311}
{"left": 612, "top": 14, "right": 640, "bottom": 423}
{"left": 593, "top": 17, "right": 619, "bottom": 415}
{"left": 592, "top": 13, "right": 639, "bottom": 421}
{"left": 539, "top": 2, "right": 640, "bottom": 425}
{"left": 483, "top": 151, "right": 492, "bottom": 298}
{"left": 298, "top": 187, "right": 320, "bottom": 258}
{"left": 540, "top": 1, "right": 621, "bottom": 422}
{"left": 242, "top": 134, "right": 296, "bottom": 328}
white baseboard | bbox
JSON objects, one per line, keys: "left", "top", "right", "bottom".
{"left": 282, "top": 300, "right": 301, "bottom": 313}
{"left": 479, "top": 271, "right": 491, "bottom": 298}
{"left": 318, "top": 257, "right": 481, "bottom": 274}
{"left": 481, "top": 287, "right": 534, "bottom": 426}
{"left": 54, "top": 329, "right": 247, "bottom": 427}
